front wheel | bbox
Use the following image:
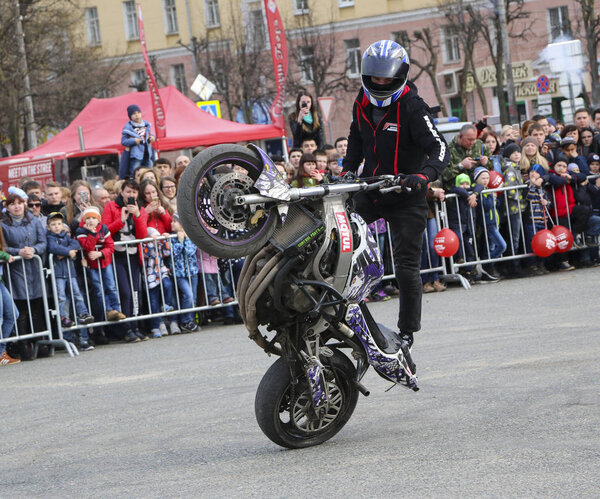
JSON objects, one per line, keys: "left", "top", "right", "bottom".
{"left": 255, "top": 350, "right": 359, "bottom": 449}
{"left": 177, "top": 144, "right": 278, "bottom": 258}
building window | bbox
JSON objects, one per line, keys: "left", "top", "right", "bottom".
{"left": 84, "top": 7, "right": 101, "bottom": 46}
{"left": 300, "top": 46, "right": 314, "bottom": 82}
{"left": 338, "top": 0, "right": 354, "bottom": 6}
{"left": 122, "top": 1, "right": 139, "bottom": 40}
{"left": 205, "top": 0, "right": 220, "bottom": 28}
{"left": 345, "top": 39, "right": 361, "bottom": 78}
{"left": 171, "top": 64, "right": 187, "bottom": 95}
{"left": 162, "top": 0, "right": 179, "bottom": 34}
{"left": 548, "top": 6, "right": 571, "bottom": 41}
{"left": 248, "top": 8, "right": 266, "bottom": 50}
{"left": 293, "top": 0, "right": 309, "bottom": 15}
{"left": 131, "top": 69, "right": 147, "bottom": 91}
{"left": 442, "top": 26, "right": 460, "bottom": 63}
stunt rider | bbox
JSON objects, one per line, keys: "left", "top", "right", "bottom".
{"left": 342, "top": 40, "right": 449, "bottom": 363}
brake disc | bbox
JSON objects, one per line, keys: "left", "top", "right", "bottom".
{"left": 209, "top": 172, "right": 258, "bottom": 231}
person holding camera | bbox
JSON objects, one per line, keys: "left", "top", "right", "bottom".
{"left": 442, "top": 124, "right": 491, "bottom": 192}
{"left": 288, "top": 92, "right": 324, "bottom": 149}
{"left": 102, "top": 179, "right": 148, "bottom": 343}
{"left": 61, "top": 180, "right": 93, "bottom": 234}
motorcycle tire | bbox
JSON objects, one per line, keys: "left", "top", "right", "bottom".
{"left": 177, "top": 144, "right": 278, "bottom": 259}
{"left": 255, "top": 349, "right": 359, "bottom": 449}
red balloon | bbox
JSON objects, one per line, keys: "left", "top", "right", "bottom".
{"left": 531, "top": 229, "right": 557, "bottom": 257}
{"left": 488, "top": 170, "right": 504, "bottom": 190}
{"left": 551, "top": 225, "right": 574, "bottom": 253}
{"left": 434, "top": 228, "right": 459, "bottom": 257}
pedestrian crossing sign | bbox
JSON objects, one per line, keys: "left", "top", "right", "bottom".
{"left": 197, "top": 100, "right": 221, "bottom": 118}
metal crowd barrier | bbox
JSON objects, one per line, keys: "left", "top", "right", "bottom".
{"left": 0, "top": 254, "right": 71, "bottom": 357}
{"left": 48, "top": 235, "right": 239, "bottom": 353}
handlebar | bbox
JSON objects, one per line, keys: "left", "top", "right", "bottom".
{"left": 235, "top": 175, "right": 409, "bottom": 206}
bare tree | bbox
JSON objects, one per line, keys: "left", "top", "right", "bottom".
{"left": 573, "top": 0, "right": 600, "bottom": 107}
{"left": 397, "top": 28, "right": 448, "bottom": 116}
{"left": 440, "top": 0, "right": 487, "bottom": 120}
{"left": 180, "top": 3, "right": 271, "bottom": 123}
{"left": 0, "top": 0, "right": 125, "bottom": 154}
{"left": 285, "top": 9, "right": 353, "bottom": 104}
{"left": 468, "top": 0, "right": 532, "bottom": 124}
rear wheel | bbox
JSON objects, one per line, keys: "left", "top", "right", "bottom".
{"left": 177, "top": 144, "right": 278, "bottom": 258}
{"left": 255, "top": 350, "right": 359, "bottom": 449}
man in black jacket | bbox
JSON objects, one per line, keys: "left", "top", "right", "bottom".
{"left": 343, "top": 40, "right": 449, "bottom": 360}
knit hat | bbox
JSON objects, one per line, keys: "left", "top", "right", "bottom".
{"left": 503, "top": 142, "right": 521, "bottom": 159}
{"left": 473, "top": 167, "right": 489, "bottom": 181}
{"left": 553, "top": 153, "right": 569, "bottom": 167}
{"left": 520, "top": 136, "right": 538, "bottom": 149}
{"left": 560, "top": 137, "right": 576, "bottom": 148}
{"left": 127, "top": 104, "right": 141, "bottom": 119}
{"left": 81, "top": 206, "right": 101, "bottom": 222}
{"left": 567, "top": 163, "right": 580, "bottom": 173}
{"left": 547, "top": 117, "right": 557, "bottom": 128}
{"left": 8, "top": 186, "right": 28, "bottom": 200}
{"left": 455, "top": 173, "right": 471, "bottom": 187}
{"left": 587, "top": 153, "right": 600, "bottom": 164}
{"left": 529, "top": 163, "right": 546, "bottom": 177}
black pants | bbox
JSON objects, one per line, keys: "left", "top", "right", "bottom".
{"left": 353, "top": 192, "right": 428, "bottom": 334}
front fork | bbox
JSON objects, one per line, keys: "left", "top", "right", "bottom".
{"left": 301, "top": 336, "right": 331, "bottom": 415}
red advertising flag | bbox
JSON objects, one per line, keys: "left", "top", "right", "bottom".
{"left": 264, "top": 0, "right": 288, "bottom": 132}
{"left": 137, "top": 3, "right": 167, "bottom": 139}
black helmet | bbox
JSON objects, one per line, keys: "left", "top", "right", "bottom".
{"left": 361, "top": 40, "right": 410, "bottom": 107}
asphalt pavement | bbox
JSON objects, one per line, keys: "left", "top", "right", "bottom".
{"left": 2, "top": 268, "right": 599, "bottom": 497}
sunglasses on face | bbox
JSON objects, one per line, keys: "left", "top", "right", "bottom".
{"left": 28, "top": 203, "right": 41, "bottom": 208}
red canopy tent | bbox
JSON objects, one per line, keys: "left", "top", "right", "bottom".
{"left": 0, "top": 86, "right": 284, "bottom": 184}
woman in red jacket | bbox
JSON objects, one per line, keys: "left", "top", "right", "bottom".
{"left": 139, "top": 179, "right": 173, "bottom": 235}
{"left": 101, "top": 179, "right": 148, "bottom": 342}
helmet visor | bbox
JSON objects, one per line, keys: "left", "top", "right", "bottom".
{"left": 362, "top": 46, "right": 409, "bottom": 81}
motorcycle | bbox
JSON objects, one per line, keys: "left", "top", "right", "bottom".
{"left": 177, "top": 143, "right": 418, "bottom": 449}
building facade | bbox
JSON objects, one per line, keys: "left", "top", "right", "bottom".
{"left": 78, "top": 0, "right": 595, "bottom": 147}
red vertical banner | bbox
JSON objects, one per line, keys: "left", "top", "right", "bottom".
{"left": 137, "top": 3, "right": 167, "bottom": 139}
{"left": 264, "top": 0, "right": 288, "bottom": 132}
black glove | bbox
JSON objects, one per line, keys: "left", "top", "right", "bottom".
{"left": 403, "top": 174, "right": 429, "bottom": 191}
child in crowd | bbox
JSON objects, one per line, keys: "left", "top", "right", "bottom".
{"left": 120, "top": 104, "right": 156, "bottom": 179}
{"left": 284, "top": 164, "right": 295, "bottom": 184}
{"left": 474, "top": 167, "right": 506, "bottom": 278}
{"left": 501, "top": 143, "right": 526, "bottom": 272}
{"left": 313, "top": 149, "right": 328, "bottom": 173}
{"left": 76, "top": 207, "right": 126, "bottom": 323}
{"left": 588, "top": 153, "right": 600, "bottom": 217}
{"left": 448, "top": 173, "right": 479, "bottom": 276}
{"left": 198, "top": 249, "right": 234, "bottom": 307}
{"left": 143, "top": 227, "right": 176, "bottom": 338}
{"left": 525, "top": 164, "right": 551, "bottom": 274}
{"left": 46, "top": 212, "right": 95, "bottom": 349}
{"left": 170, "top": 216, "right": 201, "bottom": 333}
{"left": 326, "top": 152, "right": 343, "bottom": 177}
{"left": 291, "top": 153, "right": 324, "bottom": 187}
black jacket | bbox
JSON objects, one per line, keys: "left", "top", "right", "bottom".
{"left": 343, "top": 82, "right": 449, "bottom": 183}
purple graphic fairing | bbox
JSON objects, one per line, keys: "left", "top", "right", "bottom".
{"left": 306, "top": 363, "right": 327, "bottom": 408}
{"left": 345, "top": 213, "right": 385, "bottom": 303}
{"left": 345, "top": 304, "right": 418, "bottom": 390}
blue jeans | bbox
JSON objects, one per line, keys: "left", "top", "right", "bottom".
{"left": 56, "top": 276, "right": 89, "bottom": 318}
{"left": 421, "top": 218, "right": 440, "bottom": 283}
{"left": 485, "top": 226, "right": 507, "bottom": 259}
{"left": 204, "top": 273, "right": 230, "bottom": 303}
{"left": 148, "top": 277, "right": 174, "bottom": 329}
{"left": 89, "top": 264, "right": 121, "bottom": 313}
{"left": 0, "top": 282, "right": 18, "bottom": 354}
{"left": 177, "top": 274, "right": 198, "bottom": 324}
{"left": 586, "top": 214, "right": 600, "bottom": 236}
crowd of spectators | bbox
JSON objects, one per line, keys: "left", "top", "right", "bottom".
{"left": 1, "top": 102, "right": 599, "bottom": 366}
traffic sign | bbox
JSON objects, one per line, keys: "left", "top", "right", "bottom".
{"left": 536, "top": 75, "right": 550, "bottom": 94}
{"left": 197, "top": 100, "right": 221, "bottom": 118}
{"left": 318, "top": 97, "right": 334, "bottom": 122}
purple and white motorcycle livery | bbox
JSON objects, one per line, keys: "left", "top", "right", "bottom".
{"left": 178, "top": 144, "right": 417, "bottom": 449}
